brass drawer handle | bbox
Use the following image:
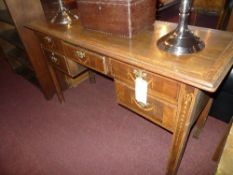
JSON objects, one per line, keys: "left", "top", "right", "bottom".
{"left": 50, "top": 53, "right": 58, "bottom": 64}
{"left": 44, "top": 36, "right": 52, "bottom": 43}
{"left": 129, "top": 69, "right": 147, "bottom": 81}
{"left": 76, "top": 50, "right": 86, "bottom": 59}
{"left": 127, "top": 69, "right": 153, "bottom": 85}
{"left": 133, "top": 69, "right": 147, "bottom": 79}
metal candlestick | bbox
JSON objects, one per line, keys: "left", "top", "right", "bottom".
{"left": 157, "top": 0, "right": 205, "bottom": 56}
{"left": 51, "top": 0, "right": 78, "bottom": 25}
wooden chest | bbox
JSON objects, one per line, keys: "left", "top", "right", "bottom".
{"left": 77, "top": 0, "right": 156, "bottom": 38}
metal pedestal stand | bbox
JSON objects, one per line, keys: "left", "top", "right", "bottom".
{"left": 51, "top": 0, "right": 78, "bottom": 25}
{"left": 157, "top": 0, "right": 205, "bottom": 56}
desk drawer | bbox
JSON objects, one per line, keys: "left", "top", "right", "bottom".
{"left": 43, "top": 49, "right": 86, "bottom": 77}
{"left": 63, "top": 42, "right": 107, "bottom": 74}
{"left": 115, "top": 80, "right": 176, "bottom": 131}
{"left": 36, "top": 32, "right": 64, "bottom": 53}
{"left": 112, "top": 60, "right": 180, "bottom": 103}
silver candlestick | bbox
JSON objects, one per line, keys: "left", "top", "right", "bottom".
{"left": 157, "top": 0, "right": 205, "bottom": 56}
{"left": 51, "top": 0, "right": 78, "bottom": 25}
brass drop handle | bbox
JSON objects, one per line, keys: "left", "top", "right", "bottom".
{"left": 76, "top": 50, "right": 86, "bottom": 59}
{"left": 131, "top": 69, "right": 153, "bottom": 85}
{"left": 50, "top": 53, "right": 58, "bottom": 64}
{"left": 128, "top": 69, "right": 148, "bottom": 83}
{"left": 133, "top": 69, "right": 147, "bottom": 79}
{"left": 44, "top": 36, "right": 52, "bottom": 43}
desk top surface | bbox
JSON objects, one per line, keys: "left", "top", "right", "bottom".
{"left": 27, "top": 20, "right": 233, "bottom": 92}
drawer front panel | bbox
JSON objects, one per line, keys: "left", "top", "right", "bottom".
{"left": 115, "top": 80, "right": 177, "bottom": 131}
{"left": 112, "top": 60, "right": 180, "bottom": 103}
{"left": 43, "top": 49, "right": 86, "bottom": 77}
{"left": 36, "top": 32, "right": 64, "bottom": 53}
{"left": 63, "top": 42, "right": 106, "bottom": 74}
{"left": 43, "top": 49, "right": 68, "bottom": 73}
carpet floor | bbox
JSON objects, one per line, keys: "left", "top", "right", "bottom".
{"left": 0, "top": 52, "right": 228, "bottom": 175}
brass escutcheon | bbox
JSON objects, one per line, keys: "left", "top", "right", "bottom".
{"left": 76, "top": 50, "right": 86, "bottom": 59}
{"left": 133, "top": 69, "right": 147, "bottom": 79}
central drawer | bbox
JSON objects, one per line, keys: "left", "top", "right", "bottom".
{"left": 63, "top": 42, "right": 107, "bottom": 74}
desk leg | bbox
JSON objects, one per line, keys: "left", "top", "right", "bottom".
{"left": 166, "top": 85, "right": 198, "bottom": 175}
{"left": 88, "top": 70, "right": 96, "bottom": 83}
{"left": 212, "top": 117, "right": 233, "bottom": 161}
{"left": 47, "top": 64, "right": 65, "bottom": 103}
{"left": 193, "top": 98, "right": 213, "bottom": 139}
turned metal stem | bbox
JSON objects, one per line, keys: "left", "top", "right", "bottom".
{"left": 177, "top": 0, "right": 191, "bottom": 32}
{"left": 58, "top": 0, "right": 65, "bottom": 11}
{"left": 177, "top": 0, "right": 190, "bottom": 32}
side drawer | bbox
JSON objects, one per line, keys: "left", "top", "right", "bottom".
{"left": 36, "top": 32, "right": 64, "bottom": 54}
{"left": 63, "top": 42, "right": 107, "bottom": 74}
{"left": 43, "top": 49, "right": 86, "bottom": 77}
{"left": 112, "top": 60, "right": 180, "bottom": 104}
{"left": 115, "top": 80, "right": 177, "bottom": 132}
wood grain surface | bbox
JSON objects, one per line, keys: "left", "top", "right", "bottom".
{"left": 26, "top": 20, "right": 233, "bottom": 92}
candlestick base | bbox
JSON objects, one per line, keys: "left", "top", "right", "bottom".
{"left": 51, "top": 9, "right": 78, "bottom": 25}
{"left": 157, "top": 28, "right": 205, "bottom": 56}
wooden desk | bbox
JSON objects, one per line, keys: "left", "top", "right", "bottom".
{"left": 26, "top": 20, "right": 233, "bottom": 175}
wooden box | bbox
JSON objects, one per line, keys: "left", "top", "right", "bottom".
{"left": 76, "top": 0, "right": 156, "bottom": 38}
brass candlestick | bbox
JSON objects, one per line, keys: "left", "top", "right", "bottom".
{"left": 157, "top": 0, "right": 205, "bottom": 56}
{"left": 51, "top": 0, "right": 78, "bottom": 25}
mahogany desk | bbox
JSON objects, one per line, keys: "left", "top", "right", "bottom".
{"left": 26, "top": 20, "right": 233, "bottom": 175}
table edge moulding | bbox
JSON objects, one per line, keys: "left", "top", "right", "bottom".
{"left": 25, "top": 19, "right": 233, "bottom": 175}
